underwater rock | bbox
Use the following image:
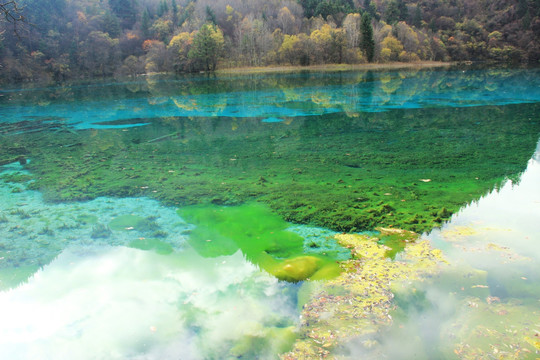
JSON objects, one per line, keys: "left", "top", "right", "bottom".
{"left": 271, "top": 256, "right": 322, "bottom": 282}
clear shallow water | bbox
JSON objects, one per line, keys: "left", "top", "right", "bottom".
{"left": 0, "top": 67, "right": 539, "bottom": 359}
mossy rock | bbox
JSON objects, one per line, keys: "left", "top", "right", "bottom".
{"left": 271, "top": 256, "right": 322, "bottom": 282}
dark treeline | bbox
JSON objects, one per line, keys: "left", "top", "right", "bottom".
{"left": 0, "top": 0, "right": 539, "bottom": 82}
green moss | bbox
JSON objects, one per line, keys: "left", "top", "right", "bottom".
{"left": 282, "top": 232, "right": 445, "bottom": 359}
{"left": 0, "top": 172, "right": 33, "bottom": 183}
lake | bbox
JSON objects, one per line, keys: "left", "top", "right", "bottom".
{"left": 0, "top": 67, "right": 539, "bottom": 359}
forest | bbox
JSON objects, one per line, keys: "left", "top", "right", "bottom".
{"left": 0, "top": 0, "right": 539, "bottom": 82}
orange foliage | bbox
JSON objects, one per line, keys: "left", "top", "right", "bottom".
{"left": 142, "top": 40, "right": 163, "bottom": 52}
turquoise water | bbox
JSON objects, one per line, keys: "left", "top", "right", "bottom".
{"left": 1, "top": 68, "right": 539, "bottom": 130}
{"left": 0, "top": 67, "right": 539, "bottom": 359}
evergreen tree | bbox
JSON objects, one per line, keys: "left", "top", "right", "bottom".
{"left": 189, "top": 23, "right": 224, "bottom": 71}
{"left": 412, "top": 5, "right": 422, "bottom": 27}
{"left": 171, "top": 0, "right": 178, "bottom": 26}
{"left": 206, "top": 5, "right": 216, "bottom": 24}
{"left": 385, "top": 0, "right": 400, "bottom": 24}
{"left": 363, "top": 0, "right": 379, "bottom": 21}
{"left": 158, "top": 0, "right": 169, "bottom": 17}
{"left": 298, "top": 0, "right": 319, "bottom": 18}
{"left": 109, "top": 0, "right": 137, "bottom": 28}
{"left": 141, "top": 9, "right": 150, "bottom": 38}
{"left": 361, "top": 13, "right": 375, "bottom": 62}
{"left": 397, "top": 0, "right": 408, "bottom": 21}
{"left": 103, "top": 11, "right": 121, "bottom": 37}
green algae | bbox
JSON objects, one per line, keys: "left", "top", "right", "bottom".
{"left": 11, "top": 101, "right": 539, "bottom": 235}
{"left": 178, "top": 203, "right": 305, "bottom": 258}
{"left": 178, "top": 203, "right": 343, "bottom": 282}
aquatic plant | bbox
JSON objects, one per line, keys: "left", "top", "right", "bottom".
{"left": 91, "top": 223, "right": 112, "bottom": 239}
{"left": 38, "top": 227, "right": 54, "bottom": 236}
{"left": 10, "top": 208, "right": 30, "bottom": 219}
{"left": 14, "top": 102, "right": 539, "bottom": 234}
{"left": 0, "top": 172, "right": 33, "bottom": 183}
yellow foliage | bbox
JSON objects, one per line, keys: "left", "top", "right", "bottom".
{"left": 380, "top": 47, "right": 392, "bottom": 62}
{"left": 280, "top": 35, "right": 299, "bottom": 53}
{"left": 310, "top": 24, "right": 333, "bottom": 45}
{"left": 168, "top": 32, "right": 192, "bottom": 50}
{"left": 381, "top": 35, "right": 404, "bottom": 61}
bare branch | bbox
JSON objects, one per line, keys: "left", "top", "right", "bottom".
{"left": 0, "top": 1, "right": 27, "bottom": 38}
{"left": 1, "top": 1, "right": 25, "bottom": 23}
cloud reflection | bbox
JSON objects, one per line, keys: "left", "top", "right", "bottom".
{"left": 0, "top": 247, "right": 298, "bottom": 359}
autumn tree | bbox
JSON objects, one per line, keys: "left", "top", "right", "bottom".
{"left": 279, "top": 33, "right": 311, "bottom": 65}
{"left": 380, "top": 35, "right": 403, "bottom": 61}
{"left": 168, "top": 31, "right": 193, "bottom": 72}
{"left": 343, "top": 13, "right": 360, "bottom": 48}
{"left": 236, "top": 16, "right": 272, "bottom": 66}
{"left": 277, "top": 6, "right": 296, "bottom": 34}
{"left": 78, "top": 31, "right": 120, "bottom": 76}
{"left": 143, "top": 39, "right": 171, "bottom": 73}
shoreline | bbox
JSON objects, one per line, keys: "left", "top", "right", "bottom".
{"left": 215, "top": 61, "right": 454, "bottom": 75}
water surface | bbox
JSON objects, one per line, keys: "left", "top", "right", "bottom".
{"left": 0, "top": 67, "right": 539, "bottom": 359}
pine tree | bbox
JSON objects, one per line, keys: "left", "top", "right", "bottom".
{"left": 158, "top": 0, "right": 168, "bottom": 17}
{"left": 361, "top": 13, "right": 375, "bottom": 62}
{"left": 206, "top": 5, "right": 216, "bottom": 24}
{"left": 189, "top": 23, "right": 224, "bottom": 71}
{"left": 141, "top": 10, "right": 150, "bottom": 38}
{"left": 109, "top": 0, "right": 137, "bottom": 28}
{"left": 171, "top": 0, "right": 178, "bottom": 26}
